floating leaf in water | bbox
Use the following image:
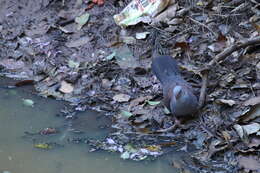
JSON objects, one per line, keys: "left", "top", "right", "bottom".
{"left": 75, "top": 12, "right": 90, "bottom": 30}
{"left": 34, "top": 143, "right": 52, "bottom": 149}
{"left": 39, "top": 127, "right": 58, "bottom": 135}
{"left": 147, "top": 100, "right": 160, "bottom": 106}
{"left": 120, "top": 151, "right": 130, "bottom": 160}
{"left": 8, "top": 90, "right": 17, "bottom": 96}
{"left": 2, "top": 171, "right": 11, "bottom": 173}
{"left": 22, "top": 99, "right": 34, "bottom": 107}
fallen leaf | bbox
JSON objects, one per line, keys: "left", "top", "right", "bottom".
{"left": 59, "top": 81, "right": 74, "bottom": 93}
{"left": 113, "top": 94, "right": 131, "bottom": 102}
{"left": 248, "top": 137, "right": 260, "bottom": 148}
{"left": 234, "top": 123, "right": 260, "bottom": 140}
{"left": 152, "top": 4, "right": 178, "bottom": 24}
{"left": 233, "top": 124, "right": 244, "bottom": 139}
{"left": 221, "top": 131, "right": 231, "bottom": 141}
{"left": 58, "top": 26, "right": 74, "bottom": 34}
{"left": 115, "top": 45, "right": 139, "bottom": 69}
{"left": 196, "top": 1, "right": 204, "bottom": 6}
{"left": 75, "top": 12, "right": 90, "bottom": 30}
{"left": 120, "top": 110, "right": 133, "bottom": 118}
{"left": 122, "top": 36, "right": 136, "bottom": 45}
{"left": 0, "top": 59, "right": 25, "bottom": 70}
{"left": 145, "top": 145, "right": 161, "bottom": 152}
{"left": 106, "top": 52, "right": 116, "bottom": 60}
{"left": 219, "top": 73, "right": 235, "bottom": 87}
{"left": 147, "top": 100, "right": 161, "bottom": 106}
{"left": 68, "top": 60, "right": 80, "bottom": 69}
{"left": 216, "top": 99, "right": 236, "bottom": 106}
{"left": 238, "top": 156, "right": 260, "bottom": 171}
{"left": 34, "top": 143, "right": 52, "bottom": 149}
{"left": 208, "top": 34, "right": 227, "bottom": 52}
{"left": 163, "top": 107, "right": 171, "bottom": 114}
{"left": 241, "top": 105, "right": 260, "bottom": 122}
{"left": 242, "top": 123, "right": 260, "bottom": 135}
{"left": 22, "top": 99, "right": 34, "bottom": 107}
{"left": 129, "top": 96, "right": 152, "bottom": 108}
{"left": 120, "top": 151, "right": 130, "bottom": 159}
{"left": 65, "top": 37, "right": 90, "bottom": 48}
{"left": 39, "top": 128, "right": 58, "bottom": 135}
{"left": 244, "top": 96, "right": 260, "bottom": 106}
{"left": 124, "top": 144, "right": 137, "bottom": 153}
{"left": 135, "top": 32, "right": 150, "bottom": 39}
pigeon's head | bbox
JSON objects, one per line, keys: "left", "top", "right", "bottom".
{"left": 170, "top": 85, "right": 198, "bottom": 117}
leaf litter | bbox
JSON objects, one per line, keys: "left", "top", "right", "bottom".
{"left": 0, "top": 0, "right": 260, "bottom": 172}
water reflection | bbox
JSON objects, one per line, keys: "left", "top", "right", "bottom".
{"left": 0, "top": 78, "right": 180, "bottom": 173}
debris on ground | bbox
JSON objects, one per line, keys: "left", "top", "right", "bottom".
{"left": 0, "top": 0, "right": 260, "bottom": 172}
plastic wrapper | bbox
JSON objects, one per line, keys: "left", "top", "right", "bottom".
{"left": 114, "top": 0, "right": 170, "bottom": 27}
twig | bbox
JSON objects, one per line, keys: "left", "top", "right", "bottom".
{"left": 198, "top": 71, "right": 208, "bottom": 109}
{"left": 199, "top": 36, "right": 260, "bottom": 108}
{"left": 165, "top": 27, "right": 193, "bottom": 42}
{"left": 188, "top": 17, "right": 217, "bottom": 38}
{"left": 208, "top": 36, "right": 260, "bottom": 66}
{"left": 156, "top": 123, "right": 179, "bottom": 133}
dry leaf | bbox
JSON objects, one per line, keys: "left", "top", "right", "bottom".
{"left": 244, "top": 96, "right": 260, "bottom": 106}
{"left": 59, "top": 81, "right": 74, "bottom": 93}
{"left": 113, "top": 94, "right": 131, "bottom": 102}
{"left": 238, "top": 156, "right": 260, "bottom": 171}
{"left": 129, "top": 96, "right": 152, "bottom": 108}
{"left": 216, "top": 99, "right": 236, "bottom": 106}
{"left": 242, "top": 123, "right": 260, "bottom": 135}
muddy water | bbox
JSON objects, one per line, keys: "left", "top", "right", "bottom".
{"left": 0, "top": 79, "right": 179, "bottom": 173}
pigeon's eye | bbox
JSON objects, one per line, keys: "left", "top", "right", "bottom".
{"left": 173, "top": 86, "right": 182, "bottom": 99}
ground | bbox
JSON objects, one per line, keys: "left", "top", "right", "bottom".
{"left": 0, "top": 0, "right": 260, "bottom": 172}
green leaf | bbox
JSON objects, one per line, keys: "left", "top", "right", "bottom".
{"left": 120, "top": 151, "right": 130, "bottom": 160}
{"left": 124, "top": 144, "right": 137, "bottom": 153}
{"left": 163, "top": 107, "right": 170, "bottom": 114}
{"left": 120, "top": 110, "right": 133, "bottom": 118}
{"left": 34, "top": 143, "right": 52, "bottom": 149}
{"left": 147, "top": 100, "right": 160, "bottom": 106}
{"left": 22, "top": 99, "right": 34, "bottom": 107}
{"left": 68, "top": 60, "right": 80, "bottom": 69}
{"left": 106, "top": 52, "right": 116, "bottom": 60}
{"left": 75, "top": 12, "right": 90, "bottom": 30}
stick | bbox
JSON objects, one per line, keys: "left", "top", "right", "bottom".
{"left": 198, "top": 70, "right": 208, "bottom": 108}
{"left": 199, "top": 36, "right": 260, "bottom": 108}
{"left": 188, "top": 17, "right": 217, "bottom": 38}
{"left": 208, "top": 36, "right": 260, "bottom": 66}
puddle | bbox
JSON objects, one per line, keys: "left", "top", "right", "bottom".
{"left": 0, "top": 78, "right": 181, "bottom": 173}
